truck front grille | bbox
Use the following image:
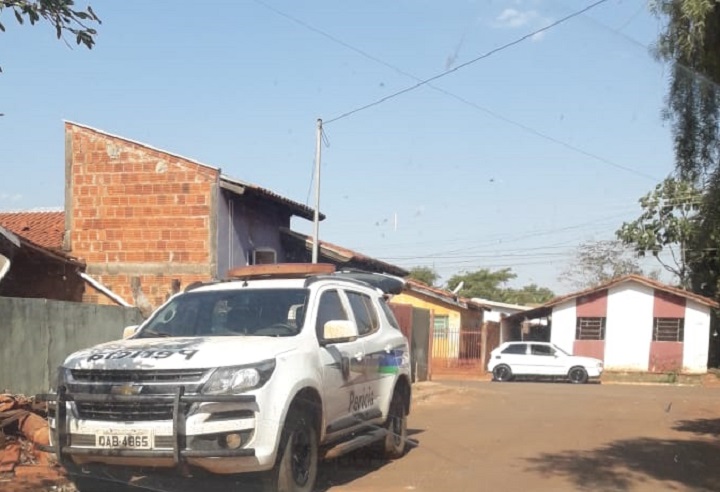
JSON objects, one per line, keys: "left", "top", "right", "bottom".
{"left": 76, "top": 401, "right": 185, "bottom": 421}
{"left": 71, "top": 369, "right": 207, "bottom": 384}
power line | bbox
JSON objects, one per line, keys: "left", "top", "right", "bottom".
{"left": 323, "top": 0, "right": 611, "bottom": 125}
{"left": 255, "top": 0, "right": 658, "bottom": 182}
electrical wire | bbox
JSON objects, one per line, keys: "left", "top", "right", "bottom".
{"left": 254, "top": 0, "right": 659, "bottom": 184}
{"left": 323, "top": 0, "right": 611, "bottom": 125}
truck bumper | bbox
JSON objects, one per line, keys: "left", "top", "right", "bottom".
{"left": 37, "top": 386, "right": 275, "bottom": 474}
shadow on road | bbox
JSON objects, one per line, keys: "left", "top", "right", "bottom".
{"left": 68, "top": 428, "right": 424, "bottom": 492}
{"left": 525, "top": 437, "right": 720, "bottom": 491}
{"left": 673, "top": 418, "right": 720, "bottom": 437}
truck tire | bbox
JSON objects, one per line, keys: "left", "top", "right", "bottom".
{"left": 382, "top": 390, "right": 408, "bottom": 459}
{"left": 265, "top": 409, "right": 318, "bottom": 492}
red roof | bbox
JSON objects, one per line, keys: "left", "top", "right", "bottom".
{"left": 542, "top": 274, "right": 719, "bottom": 309}
{"left": 0, "top": 211, "right": 65, "bottom": 250}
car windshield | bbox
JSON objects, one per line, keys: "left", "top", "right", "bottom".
{"left": 552, "top": 344, "right": 571, "bottom": 356}
{"left": 136, "top": 288, "right": 309, "bottom": 338}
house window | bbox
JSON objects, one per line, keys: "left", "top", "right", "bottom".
{"left": 576, "top": 317, "right": 606, "bottom": 340}
{"left": 253, "top": 248, "right": 276, "bottom": 265}
{"left": 434, "top": 315, "right": 449, "bottom": 336}
{"left": 653, "top": 318, "right": 684, "bottom": 342}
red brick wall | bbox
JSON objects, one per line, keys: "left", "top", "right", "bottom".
{"left": 66, "top": 123, "right": 218, "bottom": 308}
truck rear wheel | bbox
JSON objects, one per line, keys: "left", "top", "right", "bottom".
{"left": 382, "top": 390, "right": 408, "bottom": 459}
{"left": 265, "top": 409, "right": 318, "bottom": 492}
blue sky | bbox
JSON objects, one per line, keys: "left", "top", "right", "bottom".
{"left": 0, "top": 0, "right": 676, "bottom": 294}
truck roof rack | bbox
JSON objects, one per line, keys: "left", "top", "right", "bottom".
{"left": 226, "top": 263, "right": 336, "bottom": 280}
{"left": 305, "top": 270, "right": 406, "bottom": 295}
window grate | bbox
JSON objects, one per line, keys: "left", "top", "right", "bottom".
{"left": 653, "top": 317, "right": 684, "bottom": 342}
{"left": 576, "top": 317, "right": 606, "bottom": 341}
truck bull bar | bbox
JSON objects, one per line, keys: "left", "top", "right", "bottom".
{"left": 35, "top": 386, "right": 256, "bottom": 466}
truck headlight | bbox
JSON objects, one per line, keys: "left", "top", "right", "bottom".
{"left": 202, "top": 359, "right": 276, "bottom": 395}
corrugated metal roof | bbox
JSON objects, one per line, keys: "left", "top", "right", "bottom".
{"left": 0, "top": 210, "right": 65, "bottom": 250}
{"left": 220, "top": 176, "right": 323, "bottom": 222}
{"left": 280, "top": 228, "right": 407, "bottom": 277}
{"left": 406, "top": 279, "right": 488, "bottom": 311}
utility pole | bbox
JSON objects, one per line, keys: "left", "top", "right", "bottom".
{"left": 312, "top": 118, "right": 323, "bottom": 263}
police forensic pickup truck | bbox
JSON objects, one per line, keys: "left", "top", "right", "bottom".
{"left": 40, "top": 264, "right": 412, "bottom": 492}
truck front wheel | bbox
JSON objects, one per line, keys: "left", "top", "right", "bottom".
{"left": 265, "top": 409, "right": 318, "bottom": 492}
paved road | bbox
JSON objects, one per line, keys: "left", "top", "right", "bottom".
{"left": 15, "top": 380, "right": 720, "bottom": 491}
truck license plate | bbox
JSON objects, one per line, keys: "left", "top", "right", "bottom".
{"left": 95, "top": 430, "right": 153, "bottom": 449}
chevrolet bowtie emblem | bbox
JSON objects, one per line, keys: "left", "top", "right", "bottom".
{"left": 111, "top": 384, "right": 143, "bottom": 396}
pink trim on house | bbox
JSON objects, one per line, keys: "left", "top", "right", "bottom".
{"left": 653, "top": 290, "right": 686, "bottom": 318}
{"left": 649, "top": 342, "right": 684, "bottom": 372}
{"left": 576, "top": 289, "right": 608, "bottom": 317}
{"left": 573, "top": 340, "right": 605, "bottom": 361}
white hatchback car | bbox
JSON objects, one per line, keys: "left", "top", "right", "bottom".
{"left": 488, "top": 342, "right": 603, "bottom": 384}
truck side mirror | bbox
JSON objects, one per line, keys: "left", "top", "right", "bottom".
{"left": 322, "top": 320, "right": 359, "bottom": 344}
{"left": 122, "top": 325, "right": 139, "bottom": 339}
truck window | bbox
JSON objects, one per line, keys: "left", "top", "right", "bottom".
{"left": 315, "top": 290, "right": 348, "bottom": 340}
{"left": 347, "top": 291, "right": 379, "bottom": 336}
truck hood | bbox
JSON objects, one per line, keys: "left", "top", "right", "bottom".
{"left": 62, "top": 336, "right": 298, "bottom": 370}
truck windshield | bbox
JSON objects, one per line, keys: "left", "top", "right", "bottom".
{"left": 136, "top": 288, "right": 309, "bottom": 338}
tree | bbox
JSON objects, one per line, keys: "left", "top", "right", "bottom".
{"left": 446, "top": 268, "right": 554, "bottom": 304}
{"left": 0, "top": 1, "right": 101, "bottom": 71}
{"left": 503, "top": 284, "right": 555, "bottom": 305}
{"left": 616, "top": 177, "right": 702, "bottom": 288}
{"left": 407, "top": 266, "right": 440, "bottom": 286}
{"left": 559, "top": 240, "right": 646, "bottom": 290}
{"left": 447, "top": 268, "right": 516, "bottom": 300}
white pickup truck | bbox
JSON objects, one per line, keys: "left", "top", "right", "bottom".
{"left": 41, "top": 264, "right": 412, "bottom": 492}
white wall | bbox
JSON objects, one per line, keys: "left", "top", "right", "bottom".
{"left": 683, "top": 300, "right": 710, "bottom": 373}
{"left": 604, "top": 283, "right": 654, "bottom": 371}
{"left": 550, "top": 300, "right": 576, "bottom": 354}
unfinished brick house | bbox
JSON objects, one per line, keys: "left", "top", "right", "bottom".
{"left": 63, "top": 121, "right": 327, "bottom": 312}
{"left": 60, "top": 122, "right": 409, "bottom": 314}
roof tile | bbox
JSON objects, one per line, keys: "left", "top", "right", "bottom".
{"left": 0, "top": 211, "right": 65, "bottom": 250}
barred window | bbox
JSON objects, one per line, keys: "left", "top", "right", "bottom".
{"left": 576, "top": 317, "right": 606, "bottom": 340}
{"left": 653, "top": 318, "right": 684, "bottom": 342}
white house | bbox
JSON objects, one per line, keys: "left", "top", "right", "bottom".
{"left": 501, "top": 275, "right": 718, "bottom": 374}
{"left": 471, "top": 298, "right": 530, "bottom": 323}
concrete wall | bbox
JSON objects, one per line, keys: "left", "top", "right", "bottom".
{"left": 604, "top": 283, "right": 655, "bottom": 371}
{"left": 216, "top": 189, "right": 291, "bottom": 278}
{"left": 683, "top": 300, "right": 711, "bottom": 373}
{"left": 0, "top": 296, "right": 144, "bottom": 396}
{"left": 550, "top": 300, "right": 576, "bottom": 354}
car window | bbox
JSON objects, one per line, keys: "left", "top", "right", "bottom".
{"left": 531, "top": 344, "right": 555, "bottom": 356}
{"left": 315, "top": 289, "right": 349, "bottom": 340}
{"left": 379, "top": 297, "right": 402, "bottom": 331}
{"left": 502, "top": 344, "right": 527, "bottom": 355}
{"left": 346, "top": 291, "right": 379, "bottom": 336}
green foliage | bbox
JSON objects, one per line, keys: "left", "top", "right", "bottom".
{"left": 446, "top": 268, "right": 554, "bottom": 305}
{"left": 559, "top": 240, "right": 644, "bottom": 290}
{"left": 0, "top": 1, "right": 101, "bottom": 71}
{"left": 407, "top": 266, "right": 440, "bottom": 287}
{"left": 616, "top": 177, "right": 702, "bottom": 287}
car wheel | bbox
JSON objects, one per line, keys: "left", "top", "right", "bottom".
{"left": 382, "top": 389, "right": 408, "bottom": 459}
{"left": 492, "top": 364, "right": 513, "bottom": 382}
{"left": 264, "top": 409, "right": 318, "bottom": 492}
{"left": 568, "top": 366, "right": 589, "bottom": 384}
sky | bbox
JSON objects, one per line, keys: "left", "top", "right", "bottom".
{"left": 0, "top": 0, "right": 678, "bottom": 294}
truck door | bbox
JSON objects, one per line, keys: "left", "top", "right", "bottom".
{"left": 316, "top": 288, "right": 367, "bottom": 437}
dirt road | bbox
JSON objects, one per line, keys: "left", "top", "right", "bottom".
{"left": 12, "top": 381, "right": 720, "bottom": 491}
{"left": 321, "top": 381, "right": 720, "bottom": 492}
